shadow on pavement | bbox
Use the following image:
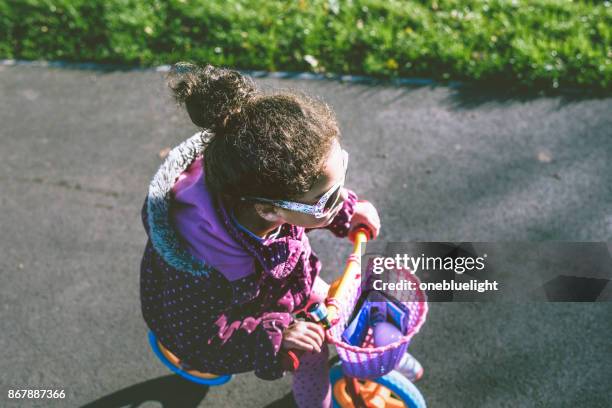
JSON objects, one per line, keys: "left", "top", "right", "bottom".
{"left": 443, "top": 82, "right": 610, "bottom": 110}
{"left": 80, "top": 374, "right": 209, "bottom": 408}
{"left": 263, "top": 392, "right": 297, "bottom": 408}
{"left": 338, "top": 78, "right": 610, "bottom": 111}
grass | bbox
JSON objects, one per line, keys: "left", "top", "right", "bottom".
{"left": 1, "top": 0, "right": 611, "bottom": 93}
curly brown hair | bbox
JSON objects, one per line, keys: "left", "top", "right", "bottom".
{"left": 166, "top": 62, "right": 340, "bottom": 204}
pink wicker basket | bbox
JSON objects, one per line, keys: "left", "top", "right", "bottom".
{"left": 326, "top": 266, "right": 428, "bottom": 380}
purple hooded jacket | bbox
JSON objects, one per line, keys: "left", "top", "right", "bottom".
{"left": 140, "top": 132, "right": 358, "bottom": 380}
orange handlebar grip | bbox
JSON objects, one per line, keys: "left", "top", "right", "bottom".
{"left": 282, "top": 350, "right": 302, "bottom": 371}
{"left": 348, "top": 225, "right": 373, "bottom": 243}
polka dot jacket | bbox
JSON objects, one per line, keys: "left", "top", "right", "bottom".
{"left": 139, "top": 132, "right": 358, "bottom": 380}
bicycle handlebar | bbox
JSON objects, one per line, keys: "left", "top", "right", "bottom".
{"left": 281, "top": 224, "right": 373, "bottom": 372}
{"left": 325, "top": 225, "right": 371, "bottom": 326}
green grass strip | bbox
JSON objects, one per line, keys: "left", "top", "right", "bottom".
{"left": 1, "top": 0, "right": 611, "bottom": 93}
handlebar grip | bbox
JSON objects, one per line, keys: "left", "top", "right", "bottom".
{"left": 348, "top": 223, "right": 373, "bottom": 242}
{"left": 281, "top": 350, "right": 302, "bottom": 371}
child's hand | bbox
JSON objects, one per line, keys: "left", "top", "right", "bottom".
{"left": 282, "top": 321, "right": 325, "bottom": 353}
{"left": 349, "top": 200, "right": 381, "bottom": 239}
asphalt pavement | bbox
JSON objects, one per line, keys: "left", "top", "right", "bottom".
{"left": 1, "top": 64, "right": 611, "bottom": 407}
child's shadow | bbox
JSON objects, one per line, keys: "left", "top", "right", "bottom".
{"left": 79, "top": 374, "right": 297, "bottom": 408}
{"left": 79, "top": 374, "right": 209, "bottom": 408}
{"left": 264, "top": 392, "right": 297, "bottom": 408}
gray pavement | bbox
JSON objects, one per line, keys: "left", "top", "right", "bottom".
{"left": 1, "top": 65, "right": 611, "bottom": 407}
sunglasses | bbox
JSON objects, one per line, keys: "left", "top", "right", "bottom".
{"left": 241, "top": 149, "right": 349, "bottom": 218}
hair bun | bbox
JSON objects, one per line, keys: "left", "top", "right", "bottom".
{"left": 167, "top": 62, "right": 257, "bottom": 131}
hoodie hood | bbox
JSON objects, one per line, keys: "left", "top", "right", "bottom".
{"left": 145, "top": 131, "right": 306, "bottom": 281}
{"left": 170, "top": 154, "right": 257, "bottom": 281}
{"left": 146, "top": 131, "right": 252, "bottom": 278}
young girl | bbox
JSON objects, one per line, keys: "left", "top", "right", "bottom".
{"left": 139, "top": 63, "right": 380, "bottom": 408}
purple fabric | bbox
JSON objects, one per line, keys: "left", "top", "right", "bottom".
{"left": 140, "top": 155, "right": 359, "bottom": 381}
{"left": 170, "top": 156, "right": 256, "bottom": 281}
